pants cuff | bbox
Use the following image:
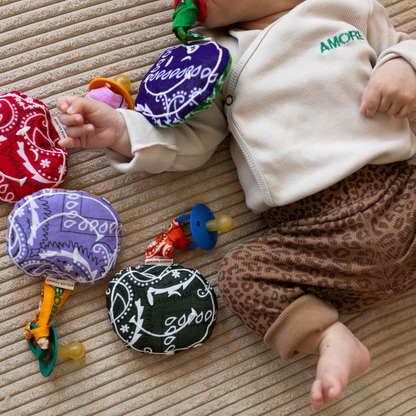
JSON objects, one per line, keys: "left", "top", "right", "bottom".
{"left": 263, "top": 293, "right": 339, "bottom": 360}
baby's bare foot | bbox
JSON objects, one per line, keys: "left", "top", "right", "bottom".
{"left": 310, "top": 321, "right": 371, "bottom": 410}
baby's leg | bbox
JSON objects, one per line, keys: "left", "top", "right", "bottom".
{"left": 218, "top": 231, "right": 370, "bottom": 411}
{"left": 218, "top": 162, "right": 416, "bottom": 410}
{"left": 297, "top": 321, "right": 371, "bottom": 411}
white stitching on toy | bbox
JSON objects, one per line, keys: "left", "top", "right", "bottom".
{"left": 31, "top": 213, "right": 104, "bottom": 242}
{"left": 30, "top": 148, "right": 39, "bottom": 161}
{"left": 73, "top": 247, "right": 79, "bottom": 263}
{"left": 129, "top": 307, "right": 197, "bottom": 337}
{"left": 0, "top": 170, "right": 27, "bottom": 186}
{"left": 17, "top": 126, "right": 30, "bottom": 135}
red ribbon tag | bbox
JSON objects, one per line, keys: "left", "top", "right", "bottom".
{"left": 145, "top": 219, "right": 192, "bottom": 261}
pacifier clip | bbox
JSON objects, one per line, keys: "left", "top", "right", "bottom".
{"left": 24, "top": 277, "right": 73, "bottom": 350}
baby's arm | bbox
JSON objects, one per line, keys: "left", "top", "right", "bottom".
{"left": 108, "top": 97, "right": 229, "bottom": 174}
{"left": 359, "top": 57, "right": 416, "bottom": 119}
{"left": 57, "top": 94, "right": 229, "bottom": 174}
{"left": 57, "top": 97, "right": 133, "bottom": 158}
{"left": 360, "top": 0, "right": 416, "bottom": 119}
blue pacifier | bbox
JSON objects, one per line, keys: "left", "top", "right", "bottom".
{"left": 177, "top": 204, "right": 234, "bottom": 250}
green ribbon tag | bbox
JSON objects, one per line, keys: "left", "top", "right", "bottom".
{"left": 172, "top": 0, "right": 208, "bottom": 45}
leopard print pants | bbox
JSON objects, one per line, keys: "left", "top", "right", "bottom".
{"left": 218, "top": 162, "right": 416, "bottom": 359}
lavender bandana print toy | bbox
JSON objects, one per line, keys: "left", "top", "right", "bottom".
{"left": 6, "top": 188, "right": 122, "bottom": 284}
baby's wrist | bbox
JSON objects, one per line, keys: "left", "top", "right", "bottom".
{"left": 110, "top": 111, "right": 133, "bottom": 158}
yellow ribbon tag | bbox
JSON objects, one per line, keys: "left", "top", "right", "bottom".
{"left": 24, "top": 277, "right": 72, "bottom": 349}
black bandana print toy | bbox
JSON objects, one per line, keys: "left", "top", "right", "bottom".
{"left": 106, "top": 204, "right": 233, "bottom": 354}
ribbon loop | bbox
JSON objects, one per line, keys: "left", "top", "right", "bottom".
{"left": 172, "top": 0, "right": 208, "bottom": 45}
{"left": 145, "top": 219, "right": 192, "bottom": 261}
{"left": 24, "top": 277, "right": 72, "bottom": 349}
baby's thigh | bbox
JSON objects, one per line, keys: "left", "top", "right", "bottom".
{"left": 217, "top": 234, "right": 308, "bottom": 337}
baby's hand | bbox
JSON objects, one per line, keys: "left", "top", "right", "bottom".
{"left": 56, "top": 97, "right": 132, "bottom": 157}
{"left": 359, "top": 58, "right": 416, "bottom": 119}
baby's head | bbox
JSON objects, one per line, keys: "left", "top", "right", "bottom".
{"left": 201, "top": 0, "right": 305, "bottom": 30}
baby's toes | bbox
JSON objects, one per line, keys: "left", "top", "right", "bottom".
{"left": 310, "top": 379, "right": 324, "bottom": 410}
{"left": 321, "top": 372, "right": 343, "bottom": 403}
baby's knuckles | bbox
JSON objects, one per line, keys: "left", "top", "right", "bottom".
{"left": 364, "top": 99, "right": 379, "bottom": 115}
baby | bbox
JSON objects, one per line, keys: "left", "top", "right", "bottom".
{"left": 57, "top": 0, "right": 416, "bottom": 410}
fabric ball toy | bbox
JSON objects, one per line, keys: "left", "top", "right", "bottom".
{"left": 0, "top": 91, "right": 68, "bottom": 203}
{"left": 106, "top": 218, "right": 218, "bottom": 354}
{"left": 6, "top": 188, "right": 122, "bottom": 284}
{"left": 135, "top": 42, "right": 232, "bottom": 127}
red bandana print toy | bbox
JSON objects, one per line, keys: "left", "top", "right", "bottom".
{"left": 0, "top": 91, "right": 68, "bottom": 203}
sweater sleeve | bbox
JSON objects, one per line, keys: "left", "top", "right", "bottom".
{"left": 367, "top": 0, "right": 416, "bottom": 73}
{"left": 105, "top": 94, "right": 229, "bottom": 174}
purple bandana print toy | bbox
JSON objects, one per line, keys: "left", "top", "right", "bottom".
{"left": 135, "top": 42, "right": 232, "bottom": 127}
{"left": 6, "top": 189, "right": 122, "bottom": 284}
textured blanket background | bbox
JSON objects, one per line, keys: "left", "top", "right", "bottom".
{"left": 1, "top": 0, "right": 416, "bottom": 415}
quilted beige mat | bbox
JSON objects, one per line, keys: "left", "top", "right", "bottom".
{"left": 1, "top": 0, "right": 416, "bottom": 415}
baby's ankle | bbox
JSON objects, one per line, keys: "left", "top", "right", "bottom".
{"left": 317, "top": 321, "right": 353, "bottom": 355}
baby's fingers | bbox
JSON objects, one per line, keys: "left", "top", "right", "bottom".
{"left": 60, "top": 124, "right": 95, "bottom": 148}
{"left": 56, "top": 96, "right": 80, "bottom": 113}
{"left": 59, "top": 112, "right": 86, "bottom": 127}
{"left": 393, "top": 105, "right": 412, "bottom": 120}
{"left": 359, "top": 86, "right": 382, "bottom": 118}
{"left": 57, "top": 136, "right": 82, "bottom": 148}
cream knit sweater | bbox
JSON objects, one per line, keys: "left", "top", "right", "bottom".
{"left": 108, "top": 0, "right": 416, "bottom": 213}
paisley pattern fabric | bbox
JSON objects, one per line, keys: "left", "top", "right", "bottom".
{"left": 106, "top": 264, "right": 218, "bottom": 354}
{"left": 0, "top": 92, "right": 68, "bottom": 203}
{"left": 135, "top": 42, "right": 232, "bottom": 127}
{"left": 218, "top": 162, "right": 416, "bottom": 340}
{"left": 107, "top": 217, "right": 217, "bottom": 354}
{"left": 7, "top": 189, "right": 122, "bottom": 284}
